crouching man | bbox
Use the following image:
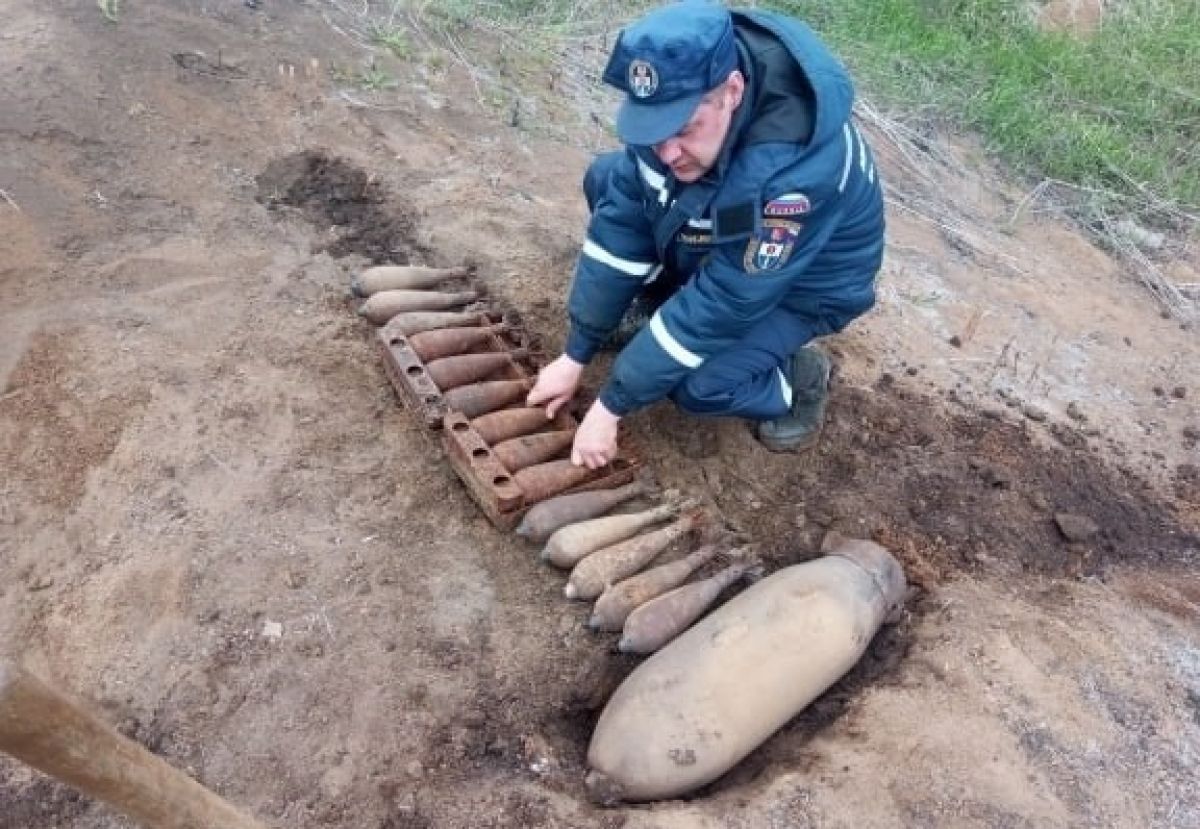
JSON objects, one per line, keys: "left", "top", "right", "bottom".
{"left": 528, "top": 1, "right": 884, "bottom": 467}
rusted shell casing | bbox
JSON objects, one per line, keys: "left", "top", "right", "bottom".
{"left": 469, "top": 407, "right": 551, "bottom": 445}
{"left": 359, "top": 289, "right": 479, "bottom": 324}
{"left": 425, "top": 349, "right": 528, "bottom": 390}
{"left": 443, "top": 380, "right": 532, "bottom": 419}
{"left": 352, "top": 265, "right": 469, "bottom": 297}
{"left": 492, "top": 429, "right": 576, "bottom": 472}
{"left": 589, "top": 544, "right": 722, "bottom": 632}
{"left": 515, "top": 481, "right": 648, "bottom": 542}
{"left": 379, "top": 310, "right": 490, "bottom": 337}
{"left": 565, "top": 514, "right": 700, "bottom": 601}
{"left": 408, "top": 324, "right": 508, "bottom": 362}
{"left": 617, "top": 563, "right": 749, "bottom": 654}
{"left": 512, "top": 459, "right": 601, "bottom": 504}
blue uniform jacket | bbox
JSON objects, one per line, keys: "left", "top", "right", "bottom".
{"left": 564, "top": 10, "right": 885, "bottom": 417}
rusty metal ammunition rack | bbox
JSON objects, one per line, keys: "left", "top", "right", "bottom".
{"left": 372, "top": 292, "right": 643, "bottom": 530}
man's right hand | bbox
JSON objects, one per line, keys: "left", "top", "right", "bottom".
{"left": 526, "top": 354, "right": 584, "bottom": 419}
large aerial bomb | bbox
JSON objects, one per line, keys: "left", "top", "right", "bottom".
{"left": 585, "top": 538, "right": 907, "bottom": 804}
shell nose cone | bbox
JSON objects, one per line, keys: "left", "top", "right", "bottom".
{"left": 828, "top": 539, "right": 907, "bottom": 611}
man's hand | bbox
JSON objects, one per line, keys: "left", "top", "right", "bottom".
{"left": 572, "top": 401, "right": 621, "bottom": 469}
{"left": 526, "top": 354, "right": 584, "bottom": 419}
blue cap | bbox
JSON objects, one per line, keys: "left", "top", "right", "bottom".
{"left": 602, "top": 2, "right": 738, "bottom": 146}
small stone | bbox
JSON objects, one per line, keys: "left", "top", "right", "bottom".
{"left": 1065, "top": 401, "right": 1087, "bottom": 422}
{"left": 1172, "top": 386, "right": 1187, "bottom": 400}
{"left": 1152, "top": 385, "right": 1165, "bottom": 397}
{"left": 284, "top": 570, "right": 305, "bottom": 589}
{"left": 28, "top": 575, "right": 54, "bottom": 592}
{"left": 1054, "top": 513, "right": 1099, "bottom": 543}
{"left": 1022, "top": 405, "right": 1048, "bottom": 422}
{"left": 261, "top": 620, "right": 284, "bottom": 640}
{"left": 948, "top": 335, "right": 963, "bottom": 348}
{"left": 1183, "top": 426, "right": 1199, "bottom": 442}
{"left": 520, "top": 733, "right": 556, "bottom": 773}
{"left": 905, "top": 366, "right": 919, "bottom": 376}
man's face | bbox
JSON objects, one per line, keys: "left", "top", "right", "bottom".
{"left": 653, "top": 72, "right": 744, "bottom": 183}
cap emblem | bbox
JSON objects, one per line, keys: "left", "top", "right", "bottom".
{"left": 628, "top": 59, "right": 659, "bottom": 99}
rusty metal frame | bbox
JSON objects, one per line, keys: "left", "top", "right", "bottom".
{"left": 374, "top": 305, "right": 642, "bottom": 530}
{"left": 441, "top": 411, "right": 639, "bottom": 531}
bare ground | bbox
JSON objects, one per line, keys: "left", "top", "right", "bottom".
{"left": 1, "top": 3, "right": 1198, "bottom": 828}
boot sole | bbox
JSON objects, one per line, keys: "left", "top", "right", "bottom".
{"left": 756, "top": 425, "right": 823, "bottom": 453}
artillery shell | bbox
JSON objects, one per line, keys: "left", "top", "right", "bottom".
{"left": 359, "top": 289, "right": 478, "bottom": 324}
{"left": 352, "top": 265, "right": 470, "bottom": 297}
{"left": 443, "top": 380, "right": 532, "bottom": 418}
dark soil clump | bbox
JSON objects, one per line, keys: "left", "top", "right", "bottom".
{"left": 256, "top": 150, "right": 424, "bottom": 262}
{"left": 675, "top": 376, "right": 1199, "bottom": 587}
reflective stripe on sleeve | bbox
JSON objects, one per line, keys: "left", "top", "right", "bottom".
{"left": 686, "top": 217, "right": 712, "bottom": 230}
{"left": 637, "top": 157, "right": 670, "bottom": 206}
{"left": 649, "top": 310, "right": 704, "bottom": 369}
{"left": 855, "top": 125, "right": 868, "bottom": 173}
{"left": 838, "top": 123, "right": 854, "bottom": 193}
{"left": 582, "top": 239, "right": 656, "bottom": 277}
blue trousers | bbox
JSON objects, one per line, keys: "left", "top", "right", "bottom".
{"left": 583, "top": 153, "right": 830, "bottom": 421}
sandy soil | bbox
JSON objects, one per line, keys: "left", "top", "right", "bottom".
{"left": 1, "top": 3, "right": 1197, "bottom": 828}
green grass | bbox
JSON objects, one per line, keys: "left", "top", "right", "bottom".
{"left": 396, "top": 0, "right": 1197, "bottom": 221}
{"left": 369, "top": 22, "right": 411, "bottom": 59}
{"left": 330, "top": 59, "right": 398, "bottom": 92}
{"left": 772, "top": 0, "right": 1200, "bottom": 217}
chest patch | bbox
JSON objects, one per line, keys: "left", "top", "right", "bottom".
{"left": 764, "top": 192, "right": 811, "bottom": 217}
{"left": 744, "top": 219, "right": 803, "bottom": 274}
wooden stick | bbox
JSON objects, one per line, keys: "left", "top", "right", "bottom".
{"left": 0, "top": 660, "right": 268, "bottom": 829}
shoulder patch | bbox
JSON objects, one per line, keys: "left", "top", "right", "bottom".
{"left": 743, "top": 218, "right": 803, "bottom": 274}
{"left": 764, "top": 192, "right": 811, "bottom": 217}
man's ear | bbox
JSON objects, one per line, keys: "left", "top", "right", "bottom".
{"left": 725, "top": 70, "right": 745, "bottom": 109}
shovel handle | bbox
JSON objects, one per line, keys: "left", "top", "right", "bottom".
{"left": 0, "top": 660, "right": 268, "bottom": 829}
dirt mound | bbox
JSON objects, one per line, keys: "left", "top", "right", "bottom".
{"left": 732, "top": 373, "right": 1198, "bottom": 583}
{"left": 256, "top": 151, "right": 424, "bottom": 263}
